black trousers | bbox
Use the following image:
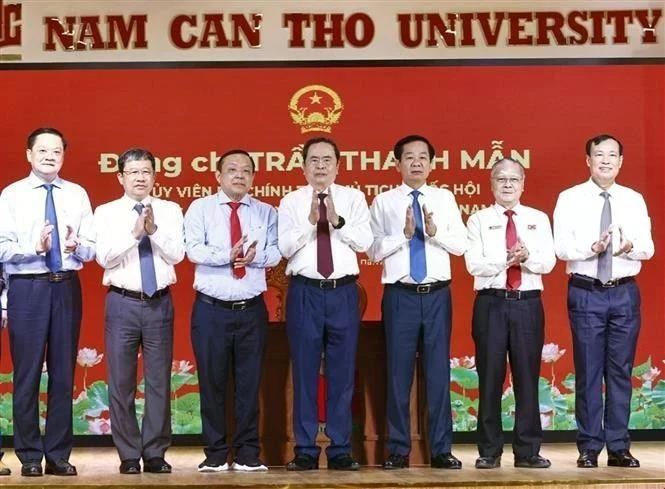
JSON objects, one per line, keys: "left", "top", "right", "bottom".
{"left": 191, "top": 296, "right": 267, "bottom": 465}
{"left": 472, "top": 292, "right": 544, "bottom": 458}
{"left": 8, "top": 274, "right": 82, "bottom": 463}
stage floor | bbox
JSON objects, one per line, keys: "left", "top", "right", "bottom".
{"left": 0, "top": 442, "right": 663, "bottom": 489}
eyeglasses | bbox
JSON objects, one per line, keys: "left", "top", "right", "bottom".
{"left": 493, "top": 177, "right": 522, "bottom": 185}
{"left": 122, "top": 169, "right": 154, "bottom": 177}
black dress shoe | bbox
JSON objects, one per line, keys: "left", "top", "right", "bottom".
{"left": 577, "top": 449, "right": 599, "bottom": 468}
{"left": 431, "top": 452, "right": 462, "bottom": 469}
{"left": 328, "top": 454, "right": 360, "bottom": 471}
{"left": 45, "top": 459, "right": 77, "bottom": 476}
{"left": 383, "top": 453, "right": 409, "bottom": 470}
{"left": 119, "top": 459, "right": 141, "bottom": 474}
{"left": 514, "top": 454, "right": 551, "bottom": 468}
{"left": 608, "top": 449, "right": 640, "bottom": 468}
{"left": 143, "top": 457, "right": 171, "bottom": 473}
{"left": 475, "top": 456, "right": 501, "bottom": 469}
{"left": 286, "top": 454, "right": 318, "bottom": 471}
{"left": 21, "top": 461, "right": 43, "bottom": 477}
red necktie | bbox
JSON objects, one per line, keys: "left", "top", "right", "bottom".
{"left": 228, "top": 202, "right": 245, "bottom": 279}
{"left": 505, "top": 209, "right": 521, "bottom": 290}
{"left": 317, "top": 193, "right": 334, "bottom": 278}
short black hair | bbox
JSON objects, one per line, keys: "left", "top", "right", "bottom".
{"left": 27, "top": 127, "right": 67, "bottom": 150}
{"left": 393, "top": 134, "right": 435, "bottom": 161}
{"left": 586, "top": 134, "right": 623, "bottom": 156}
{"left": 303, "top": 137, "right": 340, "bottom": 161}
{"left": 216, "top": 149, "right": 256, "bottom": 172}
{"left": 118, "top": 148, "right": 156, "bottom": 172}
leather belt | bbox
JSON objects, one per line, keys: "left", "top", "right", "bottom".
{"left": 477, "top": 288, "right": 541, "bottom": 300}
{"left": 389, "top": 280, "right": 451, "bottom": 294}
{"left": 11, "top": 270, "right": 77, "bottom": 283}
{"left": 570, "top": 274, "right": 635, "bottom": 289}
{"left": 291, "top": 274, "right": 357, "bottom": 289}
{"left": 196, "top": 291, "right": 262, "bottom": 310}
{"left": 109, "top": 285, "right": 170, "bottom": 301}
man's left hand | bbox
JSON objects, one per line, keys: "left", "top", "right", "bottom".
{"left": 422, "top": 204, "right": 436, "bottom": 237}
{"left": 613, "top": 225, "right": 633, "bottom": 255}
{"left": 507, "top": 238, "right": 529, "bottom": 267}
{"left": 144, "top": 205, "right": 157, "bottom": 235}
{"left": 63, "top": 225, "right": 80, "bottom": 253}
{"left": 325, "top": 191, "right": 340, "bottom": 227}
{"left": 234, "top": 240, "right": 258, "bottom": 267}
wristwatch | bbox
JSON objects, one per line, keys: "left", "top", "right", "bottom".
{"left": 333, "top": 216, "right": 345, "bottom": 229}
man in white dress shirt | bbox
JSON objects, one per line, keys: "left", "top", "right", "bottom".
{"left": 94, "top": 148, "right": 185, "bottom": 475}
{"left": 278, "top": 137, "right": 372, "bottom": 471}
{"left": 368, "top": 134, "right": 467, "bottom": 470}
{"left": 0, "top": 127, "right": 95, "bottom": 477}
{"left": 465, "top": 158, "right": 556, "bottom": 469}
{"left": 553, "top": 134, "right": 654, "bottom": 469}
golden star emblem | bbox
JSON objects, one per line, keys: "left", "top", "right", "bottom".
{"left": 309, "top": 92, "right": 322, "bottom": 104}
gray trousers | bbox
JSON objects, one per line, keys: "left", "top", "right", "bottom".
{"left": 105, "top": 290, "right": 174, "bottom": 461}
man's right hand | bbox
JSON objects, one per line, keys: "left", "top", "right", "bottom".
{"left": 1, "top": 309, "right": 7, "bottom": 329}
{"left": 308, "top": 189, "right": 320, "bottom": 225}
{"left": 36, "top": 220, "right": 54, "bottom": 254}
{"left": 404, "top": 206, "right": 415, "bottom": 239}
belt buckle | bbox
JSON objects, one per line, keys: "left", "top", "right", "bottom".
{"left": 320, "top": 279, "right": 336, "bottom": 289}
{"left": 48, "top": 272, "right": 65, "bottom": 283}
{"left": 601, "top": 279, "right": 617, "bottom": 288}
{"left": 505, "top": 290, "right": 521, "bottom": 300}
{"left": 231, "top": 301, "right": 247, "bottom": 311}
{"left": 416, "top": 284, "right": 431, "bottom": 294}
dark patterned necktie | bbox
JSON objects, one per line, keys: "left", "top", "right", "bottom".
{"left": 316, "top": 193, "right": 333, "bottom": 278}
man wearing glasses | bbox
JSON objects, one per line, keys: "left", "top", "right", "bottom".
{"left": 94, "top": 148, "right": 185, "bottom": 475}
{"left": 465, "top": 158, "right": 555, "bottom": 469}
